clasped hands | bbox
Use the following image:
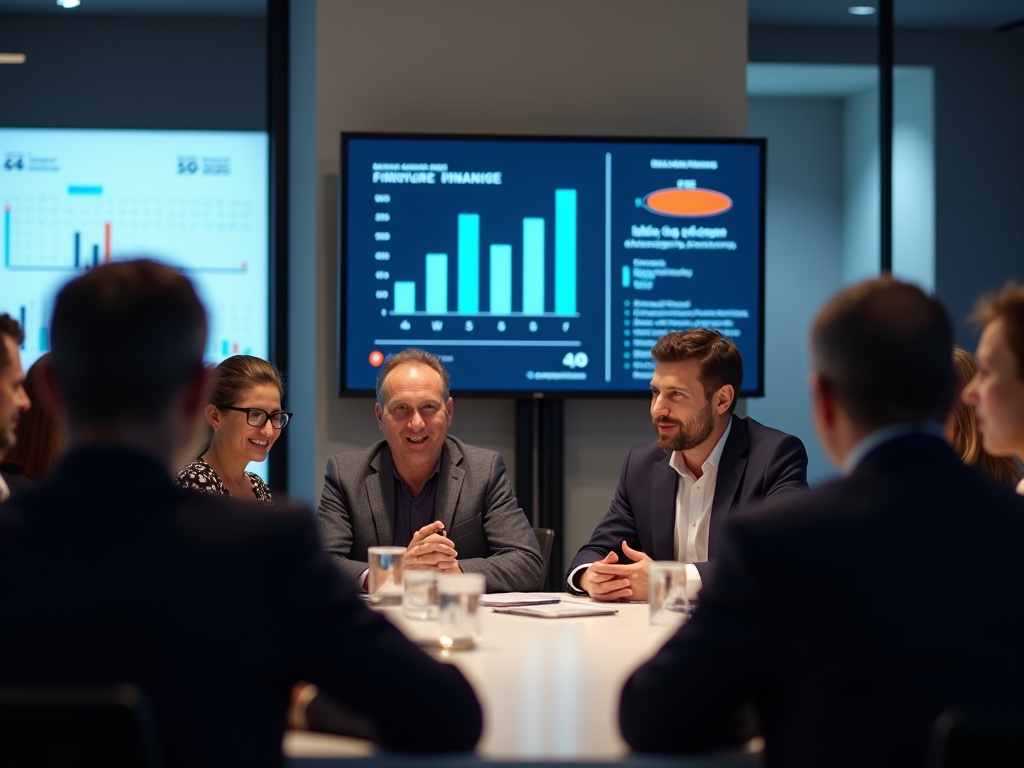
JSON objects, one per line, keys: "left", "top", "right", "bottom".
{"left": 405, "top": 520, "right": 461, "bottom": 573}
{"left": 581, "top": 541, "right": 652, "bottom": 601}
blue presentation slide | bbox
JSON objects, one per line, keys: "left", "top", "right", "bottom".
{"left": 342, "top": 135, "right": 764, "bottom": 395}
{"left": 0, "top": 129, "right": 270, "bottom": 373}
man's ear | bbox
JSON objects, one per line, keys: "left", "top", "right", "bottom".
{"left": 182, "top": 365, "right": 213, "bottom": 422}
{"left": 713, "top": 385, "right": 734, "bottom": 415}
{"left": 810, "top": 372, "right": 838, "bottom": 428}
{"left": 445, "top": 397, "right": 453, "bottom": 425}
{"left": 374, "top": 402, "right": 384, "bottom": 431}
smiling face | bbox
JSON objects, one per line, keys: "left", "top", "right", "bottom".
{"left": 210, "top": 382, "right": 282, "bottom": 465}
{"left": 650, "top": 359, "right": 724, "bottom": 453}
{"left": 963, "top": 319, "right": 1024, "bottom": 460}
{"left": 0, "top": 335, "right": 31, "bottom": 452}
{"left": 375, "top": 362, "right": 453, "bottom": 478}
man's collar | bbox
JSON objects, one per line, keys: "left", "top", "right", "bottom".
{"left": 843, "top": 422, "right": 945, "bottom": 475}
{"left": 670, "top": 416, "right": 733, "bottom": 478}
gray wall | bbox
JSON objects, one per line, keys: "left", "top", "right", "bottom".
{"left": 288, "top": 0, "right": 749, "bottom": 567}
{"left": 746, "top": 97, "right": 844, "bottom": 485}
{"left": 750, "top": 26, "right": 1024, "bottom": 349}
{"left": 0, "top": 14, "right": 266, "bottom": 130}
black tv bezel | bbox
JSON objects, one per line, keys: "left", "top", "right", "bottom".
{"left": 338, "top": 131, "right": 766, "bottom": 400}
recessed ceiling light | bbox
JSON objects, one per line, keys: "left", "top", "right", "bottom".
{"left": 0, "top": 53, "right": 27, "bottom": 64}
{"left": 848, "top": 5, "right": 876, "bottom": 15}
{"left": 56, "top": 0, "right": 81, "bottom": 7}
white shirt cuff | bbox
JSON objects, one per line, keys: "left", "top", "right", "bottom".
{"left": 358, "top": 568, "right": 369, "bottom": 592}
{"left": 566, "top": 563, "right": 590, "bottom": 593}
{"left": 684, "top": 563, "right": 702, "bottom": 601}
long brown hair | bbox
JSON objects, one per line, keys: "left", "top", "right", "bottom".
{"left": 951, "top": 346, "right": 1024, "bottom": 486}
{"left": 3, "top": 353, "right": 61, "bottom": 480}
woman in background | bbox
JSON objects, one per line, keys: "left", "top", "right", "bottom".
{"left": 175, "top": 355, "right": 291, "bottom": 503}
{"left": 948, "top": 346, "right": 1023, "bottom": 486}
{"left": 1, "top": 353, "right": 61, "bottom": 482}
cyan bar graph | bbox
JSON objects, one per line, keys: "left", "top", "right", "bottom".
{"left": 74, "top": 232, "right": 81, "bottom": 268}
{"left": 394, "top": 281, "right": 416, "bottom": 314}
{"left": 554, "top": 189, "right": 577, "bottom": 314}
{"left": 3, "top": 207, "right": 10, "bottom": 268}
{"left": 92, "top": 244, "right": 99, "bottom": 267}
{"left": 523, "top": 218, "right": 545, "bottom": 315}
{"left": 426, "top": 253, "right": 448, "bottom": 314}
{"left": 68, "top": 186, "right": 103, "bottom": 196}
{"left": 490, "top": 245, "right": 512, "bottom": 315}
{"left": 458, "top": 214, "right": 480, "bottom": 313}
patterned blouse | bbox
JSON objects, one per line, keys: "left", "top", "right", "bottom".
{"left": 174, "top": 457, "right": 273, "bottom": 504}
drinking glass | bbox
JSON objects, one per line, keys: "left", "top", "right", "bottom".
{"left": 648, "top": 561, "right": 689, "bottom": 626}
{"left": 367, "top": 546, "right": 406, "bottom": 606}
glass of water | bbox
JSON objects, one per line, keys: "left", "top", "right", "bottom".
{"left": 648, "top": 561, "right": 689, "bottom": 627}
{"left": 436, "top": 572, "right": 485, "bottom": 649}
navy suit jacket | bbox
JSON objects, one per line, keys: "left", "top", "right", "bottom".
{"left": 567, "top": 414, "right": 808, "bottom": 585}
{"left": 620, "top": 434, "right": 1024, "bottom": 767}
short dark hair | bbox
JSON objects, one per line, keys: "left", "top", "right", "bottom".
{"left": 650, "top": 329, "right": 743, "bottom": 413}
{"left": 0, "top": 313, "right": 25, "bottom": 368}
{"left": 811, "top": 277, "right": 953, "bottom": 431}
{"left": 50, "top": 259, "right": 207, "bottom": 427}
{"left": 970, "top": 282, "right": 1024, "bottom": 378}
{"left": 375, "top": 348, "right": 450, "bottom": 407}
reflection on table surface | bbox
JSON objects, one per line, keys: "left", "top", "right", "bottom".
{"left": 287, "top": 594, "right": 682, "bottom": 762}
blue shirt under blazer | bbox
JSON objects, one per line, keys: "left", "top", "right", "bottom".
{"left": 567, "top": 414, "right": 809, "bottom": 585}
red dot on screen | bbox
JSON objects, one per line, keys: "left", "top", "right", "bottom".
{"left": 369, "top": 350, "right": 384, "bottom": 367}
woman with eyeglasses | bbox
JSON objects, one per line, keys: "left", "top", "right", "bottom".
{"left": 175, "top": 355, "right": 292, "bottom": 503}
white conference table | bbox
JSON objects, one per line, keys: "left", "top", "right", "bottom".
{"left": 286, "top": 594, "right": 695, "bottom": 762}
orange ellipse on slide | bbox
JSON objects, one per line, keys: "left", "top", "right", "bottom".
{"left": 644, "top": 188, "right": 733, "bottom": 217}
{"left": 369, "top": 350, "right": 385, "bottom": 367}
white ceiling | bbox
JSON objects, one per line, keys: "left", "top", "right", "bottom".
{"left": 0, "top": 0, "right": 1020, "bottom": 31}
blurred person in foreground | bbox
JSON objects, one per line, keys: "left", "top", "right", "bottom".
{"left": 1, "top": 352, "right": 62, "bottom": 484}
{"left": 0, "top": 313, "right": 32, "bottom": 500}
{"left": 317, "top": 347, "right": 543, "bottom": 593}
{"left": 175, "top": 355, "right": 290, "bottom": 503}
{"left": 963, "top": 283, "right": 1024, "bottom": 495}
{"left": 0, "top": 260, "right": 481, "bottom": 766}
{"left": 947, "top": 346, "right": 1023, "bottom": 487}
{"left": 620, "top": 278, "right": 1024, "bottom": 767}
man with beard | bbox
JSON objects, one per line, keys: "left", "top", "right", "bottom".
{"left": 0, "top": 313, "right": 32, "bottom": 501}
{"left": 566, "top": 329, "right": 808, "bottom": 601}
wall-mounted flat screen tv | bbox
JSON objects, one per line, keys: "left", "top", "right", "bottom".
{"left": 0, "top": 128, "right": 270, "bottom": 371}
{"left": 340, "top": 133, "right": 765, "bottom": 397}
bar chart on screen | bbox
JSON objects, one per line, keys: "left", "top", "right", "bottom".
{"left": 0, "top": 128, "right": 269, "bottom": 370}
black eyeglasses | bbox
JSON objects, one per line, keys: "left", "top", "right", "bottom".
{"left": 218, "top": 405, "right": 293, "bottom": 429}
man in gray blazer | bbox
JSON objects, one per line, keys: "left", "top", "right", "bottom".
{"left": 318, "top": 348, "right": 544, "bottom": 593}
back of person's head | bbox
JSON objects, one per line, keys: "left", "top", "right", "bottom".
{"left": 970, "top": 282, "right": 1024, "bottom": 377}
{"left": 650, "top": 329, "right": 743, "bottom": 413}
{"left": 0, "top": 313, "right": 25, "bottom": 368}
{"left": 811, "top": 277, "right": 954, "bottom": 431}
{"left": 2, "top": 353, "right": 61, "bottom": 479}
{"left": 50, "top": 259, "right": 207, "bottom": 429}
{"left": 375, "top": 348, "right": 450, "bottom": 407}
{"left": 949, "top": 347, "right": 1024, "bottom": 486}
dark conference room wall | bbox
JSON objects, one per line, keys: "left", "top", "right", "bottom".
{"left": 0, "top": 14, "right": 266, "bottom": 130}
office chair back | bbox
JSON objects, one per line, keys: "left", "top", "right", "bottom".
{"left": 533, "top": 527, "right": 555, "bottom": 583}
{"left": 927, "top": 707, "right": 1024, "bottom": 768}
{"left": 0, "top": 683, "right": 162, "bottom": 768}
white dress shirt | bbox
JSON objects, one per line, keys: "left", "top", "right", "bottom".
{"left": 0, "top": 472, "right": 9, "bottom": 503}
{"left": 567, "top": 420, "right": 732, "bottom": 599}
{"left": 671, "top": 418, "right": 731, "bottom": 599}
